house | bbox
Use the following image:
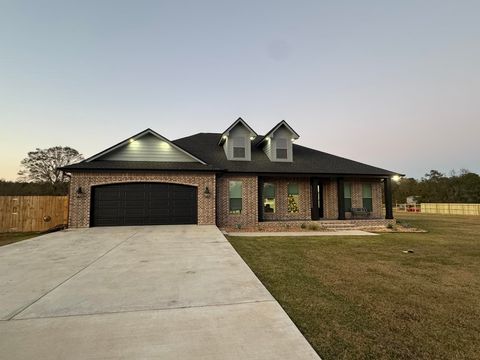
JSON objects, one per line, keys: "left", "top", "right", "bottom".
{"left": 61, "top": 118, "right": 401, "bottom": 230}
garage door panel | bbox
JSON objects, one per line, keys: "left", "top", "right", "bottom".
{"left": 149, "top": 209, "right": 171, "bottom": 216}
{"left": 91, "top": 183, "right": 197, "bottom": 226}
{"left": 95, "top": 193, "right": 121, "bottom": 201}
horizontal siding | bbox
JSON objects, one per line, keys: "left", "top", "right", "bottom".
{"left": 101, "top": 134, "right": 197, "bottom": 162}
{"left": 263, "top": 138, "right": 273, "bottom": 160}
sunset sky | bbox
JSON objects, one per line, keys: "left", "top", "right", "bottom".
{"left": 1, "top": 0, "right": 479, "bottom": 180}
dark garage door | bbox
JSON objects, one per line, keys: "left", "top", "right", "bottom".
{"left": 91, "top": 183, "right": 197, "bottom": 226}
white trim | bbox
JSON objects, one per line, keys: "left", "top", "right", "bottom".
{"left": 218, "top": 117, "right": 257, "bottom": 145}
{"left": 266, "top": 120, "right": 300, "bottom": 140}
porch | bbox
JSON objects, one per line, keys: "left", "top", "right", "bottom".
{"left": 216, "top": 174, "right": 395, "bottom": 231}
{"left": 258, "top": 176, "right": 394, "bottom": 223}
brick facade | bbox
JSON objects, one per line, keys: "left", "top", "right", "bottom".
{"left": 261, "top": 177, "right": 311, "bottom": 221}
{"left": 216, "top": 176, "right": 386, "bottom": 230}
{"left": 68, "top": 171, "right": 216, "bottom": 228}
{"left": 323, "top": 180, "right": 338, "bottom": 219}
{"left": 67, "top": 171, "right": 387, "bottom": 230}
{"left": 346, "top": 179, "right": 383, "bottom": 219}
{"left": 216, "top": 175, "right": 258, "bottom": 230}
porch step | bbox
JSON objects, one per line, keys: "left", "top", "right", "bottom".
{"left": 320, "top": 222, "right": 358, "bottom": 231}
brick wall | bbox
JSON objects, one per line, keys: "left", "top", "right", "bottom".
{"left": 68, "top": 171, "right": 216, "bottom": 228}
{"left": 346, "top": 179, "right": 383, "bottom": 219}
{"left": 68, "top": 171, "right": 386, "bottom": 229}
{"left": 216, "top": 175, "right": 258, "bottom": 229}
{"left": 323, "top": 180, "right": 338, "bottom": 219}
{"left": 322, "top": 179, "right": 384, "bottom": 220}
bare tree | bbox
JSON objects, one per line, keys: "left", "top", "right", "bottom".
{"left": 18, "top": 146, "right": 83, "bottom": 184}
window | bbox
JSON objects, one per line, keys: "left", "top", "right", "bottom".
{"left": 229, "top": 181, "right": 242, "bottom": 214}
{"left": 263, "top": 182, "right": 276, "bottom": 213}
{"left": 362, "top": 183, "right": 373, "bottom": 212}
{"left": 276, "top": 138, "right": 288, "bottom": 159}
{"left": 287, "top": 183, "right": 299, "bottom": 213}
{"left": 344, "top": 182, "right": 352, "bottom": 212}
{"left": 232, "top": 137, "right": 246, "bottom": 158}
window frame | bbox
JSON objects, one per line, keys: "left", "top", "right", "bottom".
{"left": 276, "top": 138, "right": 288, "bottom": 159}
{"left": 344, "top": 182, "right": 352, "bottom": 212}
{"left": 362, "top": 183, "right": 373, "bottom": 212}
{"left": 229, "top": 180, "right": 243, "bottom": 214}
{"left": 287, "top": 183, "right": 300, "bottom": 214}
{"left": 232, "top": 137, "right": 246, "bottom": 159}
{"left": 263, "top": 182, "right": 276, "bottom": 214}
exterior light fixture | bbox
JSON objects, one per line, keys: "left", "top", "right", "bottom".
{"left": 291, "top": 138, "right": 295, "bottom": 142}
{"left": 250, "top": 136, "right": 255, "bottom": 140}
{"left": 392, "top": 175, "right": 401, "bottom": 182}
{"left": 222, "top": 135, "right": 227, "bottom": 140}
{"left": 204, "top": 186, "right": 211, "bottom": 198}
{"left": 129, "top": 138, "right": 135, "bottom": 143}
{"left": 76, "top": 186, "right": 85, "bottom": 198}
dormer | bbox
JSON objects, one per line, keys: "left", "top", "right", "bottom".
{"left": 218, "top": 118, "right": 257, "bottom": 161}
{"left": 259, "top": 120, "right": 299, "bottom": 162}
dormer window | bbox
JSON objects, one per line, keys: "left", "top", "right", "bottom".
{"left": 219, "top": 118, "right": 257, "bottom": 161}
{"left": 276, "top": 138, "right": 288, "bottom": 159}
{"left": 260, "top": 120, "right": 299, "bottom": 163}
{"left": 232, "top": 137, "right": 246, "bottom": 158}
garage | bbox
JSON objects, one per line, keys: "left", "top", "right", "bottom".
{"left": 91, "top": 183, "right": 197, "bottom": 226}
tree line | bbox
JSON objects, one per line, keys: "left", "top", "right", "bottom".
{"left": 392, "top": 170, "right": 480, "bottom": 204}
{"left": 0, "top": 180, "right": 69, "bottom": 196}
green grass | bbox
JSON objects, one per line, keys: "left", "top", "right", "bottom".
{"left": 227, "top": 213, "right": 480, "bottom": 360}
{"left": 0, "top": 232, "right": 40, "bottom": 247}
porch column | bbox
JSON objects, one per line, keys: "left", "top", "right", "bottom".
{"left": 337, "top": 177, "right": 345, "bottom": 220}
{"left": 384, "top": 177, "right": 393, "bottom": 219}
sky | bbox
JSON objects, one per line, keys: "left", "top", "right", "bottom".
{"left": 1, "top": 0, "right": 479, "bottom": 180}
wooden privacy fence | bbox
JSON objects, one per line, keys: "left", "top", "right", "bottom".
{"left": 421, "top": 203, "right": 480, "bottom": 216}
{"left": 0, "top": 196, "right": 69, "bottom": 232}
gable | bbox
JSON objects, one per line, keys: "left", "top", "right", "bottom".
{"left": 262, "top": 125, "right": 294, "bottom": 162}
{"left": 97, "top": 133, "right": 197, "bottom": 162}
{"left": 84, "top": 129, "right": 205, "bottom": 164}
{"left": 221, "top": 119, "right": 256, "bottom": 161}
{"left": 218, "top": 117, "right": 257, "bottom": 146}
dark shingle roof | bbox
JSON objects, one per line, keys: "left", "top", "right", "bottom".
{"left": 62, "top": 132, "right": 399, "bottom": 176}
{"left": 172, "top": 133, "right": 397, "bottom": 176}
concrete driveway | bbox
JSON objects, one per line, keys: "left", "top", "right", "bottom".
{"left": 0, "top": 225, "right": 320, "bottom": 359}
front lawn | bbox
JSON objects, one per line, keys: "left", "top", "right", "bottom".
{"left": 227, "top": 213, "right": 480, "bottom": 360}
{"left": 0, "top": 232, "right": 40, "bottom": 247}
